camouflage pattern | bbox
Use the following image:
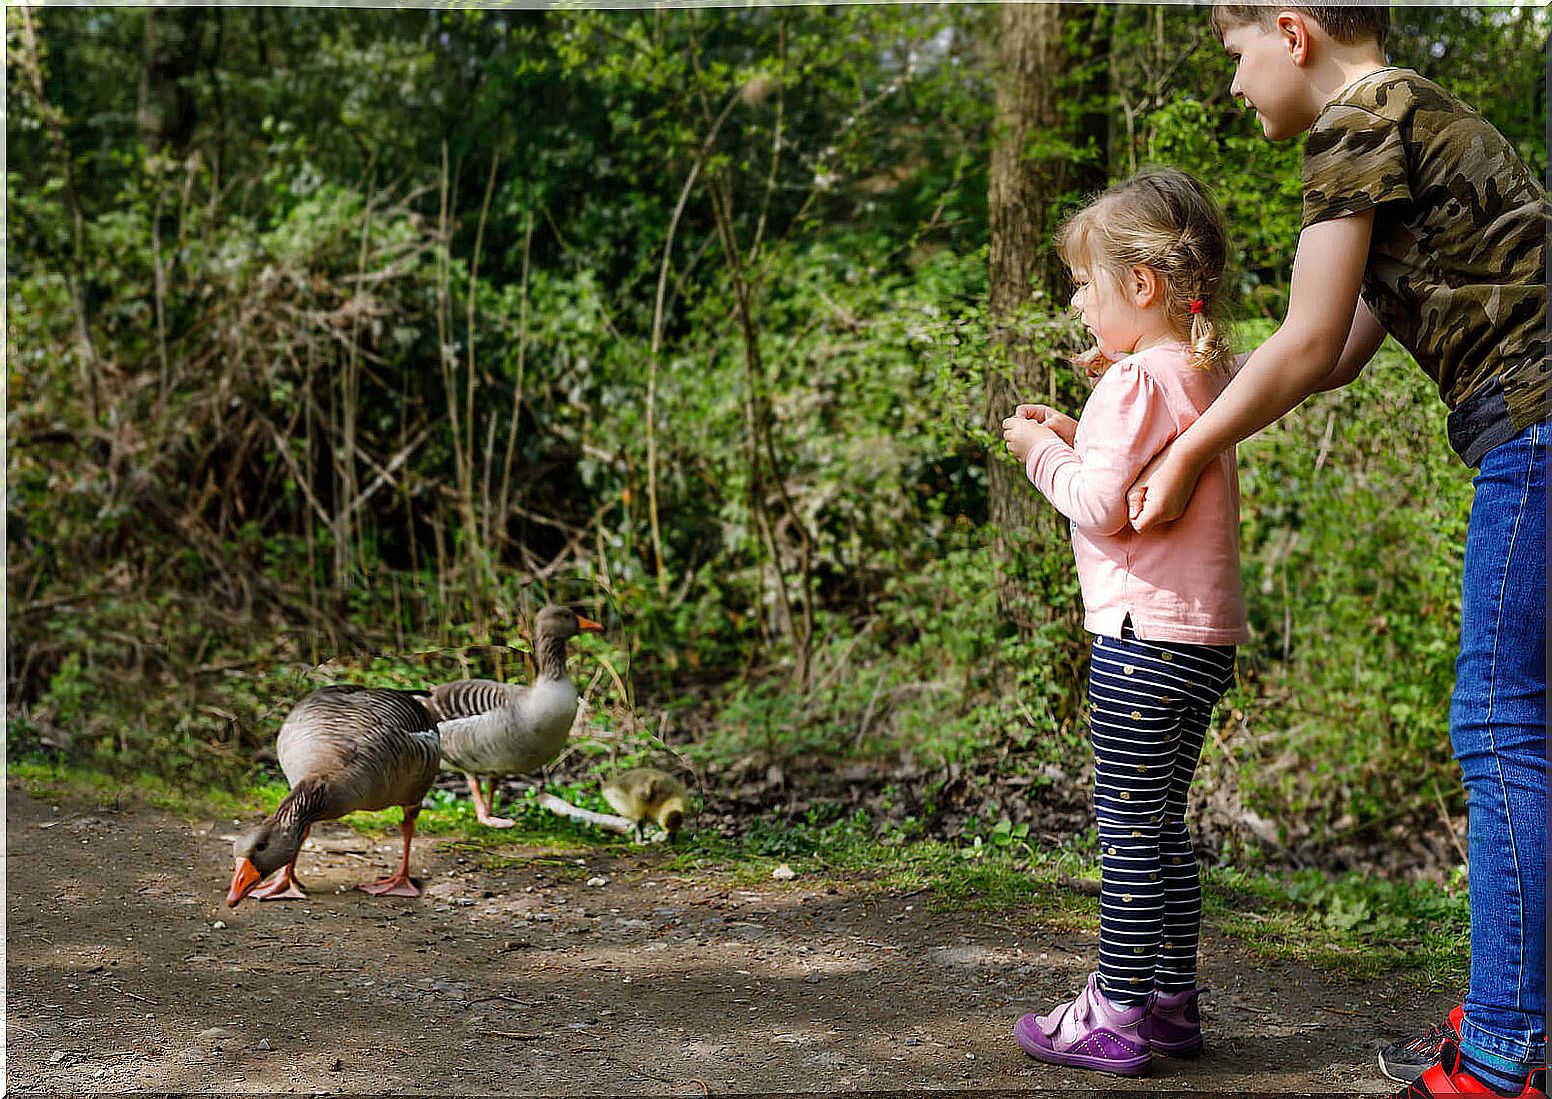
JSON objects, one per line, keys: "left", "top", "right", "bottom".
{"left": 1302, "top": 68, "right": 1549, "bottom": 462}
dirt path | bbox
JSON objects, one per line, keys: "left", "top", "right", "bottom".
{"left": 7, "top": 787, "right": 1454, "bottom": 1096}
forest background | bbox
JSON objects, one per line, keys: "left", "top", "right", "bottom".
{"left": 8, "top": 4, "right": 1547, "bottom": 910}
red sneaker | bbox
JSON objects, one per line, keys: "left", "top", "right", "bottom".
{"left": 1387, "top": 1038, "right": 1548, "bottom": 1098}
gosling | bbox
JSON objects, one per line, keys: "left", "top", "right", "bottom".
{"left": 601, "top": 768, "right": 689, "bottom": 844}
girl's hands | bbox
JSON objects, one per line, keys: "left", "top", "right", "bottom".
{"left": 1002, "top": 411, "right": 1058, "bottom": 465}
{"left": 1014, "top": 403, "right": 1078, "bottom": 446}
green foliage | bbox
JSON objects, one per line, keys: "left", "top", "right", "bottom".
{"left": 1224, "top": 322, "right": 1470, "bottom": 847}
{"left": 1204, "top": 864, "right": 1470, "bottom": 983}
{"left": 960, "top": 816, "right": 1031, "bottom": 861}
{"left": 9, "top": 6, "right": 1541, "bottom": 882}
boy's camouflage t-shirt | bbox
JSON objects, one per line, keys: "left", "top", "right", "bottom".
{"left": 1302, "top": 67, "right": 1548, "bottom": 465}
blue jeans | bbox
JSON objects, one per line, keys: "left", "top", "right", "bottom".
{"left": 1451, "top": 421, "right": 1547, "bottom": 1074}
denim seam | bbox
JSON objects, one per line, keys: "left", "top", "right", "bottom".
{"left": 1479, "top": 432, "right": 1537, "bottom": 1020}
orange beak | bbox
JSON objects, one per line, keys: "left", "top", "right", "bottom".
{"left": 227, "top": 858, "right": 262, "bottom": 907}
{"left": 577, "top": 615, "right": 605, "bottom": 633}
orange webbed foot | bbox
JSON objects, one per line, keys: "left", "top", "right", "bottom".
{"left": 250, "top": 868, "right": 307, "bottom": 902}
{"left": 358, "top": 875, "right": 422, "bottom": 898}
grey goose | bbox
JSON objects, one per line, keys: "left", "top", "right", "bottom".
{"left": 227, "top": 685, "right": 441, "bottom": 905}
{"left": 426, "top": 605, "right": 604, "bottom": 827}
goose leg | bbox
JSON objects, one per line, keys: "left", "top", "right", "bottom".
{"left": 466, "top": 772, "right": 515, "bottom": 829}
{"left": 250, "top": 825, "right": 310, "bottom": 901}
{"left": 484, "top": 776, "right": 517, "bottom": 828}
{"left": 359, "top": 806, "right": 423, "bottom": 897}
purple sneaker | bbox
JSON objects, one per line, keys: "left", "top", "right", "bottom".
{"left": 1014, "top": 972, "right": 1151, "bottom": 1076}
{"left": 1145, "top": 986, "right": 1206, "bottom": 1057}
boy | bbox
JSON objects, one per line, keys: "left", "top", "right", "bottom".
{"left": 1131, "top": 6, "right": 1547, "bottom": 1098}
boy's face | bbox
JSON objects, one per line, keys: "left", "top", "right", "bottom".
{"left": 1222, "top": 18, "right": 1319, "bottom": 141}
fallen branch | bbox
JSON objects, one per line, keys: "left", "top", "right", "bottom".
{"left": 534, "top": 792, "right": 635, "bottom": 835}
{"left": 105, "top": 984, "right": 159, "bottom": 1006}
{"left": 463, "top": 993, "right": 535, "bottom": 1008}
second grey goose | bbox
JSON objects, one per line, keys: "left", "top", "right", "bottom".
{"left": 427, "top": 605, "right": 604, "bottom": 827}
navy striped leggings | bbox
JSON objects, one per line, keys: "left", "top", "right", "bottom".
{"left": 1089, "top": 620, "right": 1236, "bottom": 1006}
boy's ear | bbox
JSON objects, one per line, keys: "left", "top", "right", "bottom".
{"left": 1276, "top": 9, "right": 1314, "bottom": 66}
{"left": 1130, "top": 265, "right": 1161, "bottom": 307}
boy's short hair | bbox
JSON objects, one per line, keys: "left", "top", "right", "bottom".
{"left": 1211, "top": 5, "right": 1390, "bottom": 47}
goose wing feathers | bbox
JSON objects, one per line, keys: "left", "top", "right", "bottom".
{"left": 424, "top": 679, "right": 525, "bottom": 722}
{"left": 276, "top": 686, "right": 441, "bottom": 813}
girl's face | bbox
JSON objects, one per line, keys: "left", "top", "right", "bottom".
{"left": 1069, "top": 261, "right": 1148, "bottom": 363}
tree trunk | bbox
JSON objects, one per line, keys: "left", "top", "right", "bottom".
{"left": 986, "top": 2, "right": 1106, "bottom": 635}
{"left": 139, "top": 8, "right": 200, "bottom": 155}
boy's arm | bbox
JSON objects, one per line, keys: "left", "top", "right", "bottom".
{"left": 1130, "top": 209, "right": 1375, "bottom": 531}
{"left": 1310, "top": 299, "right": 1386, "bottom": 392}
{"left": 1127, "top": 297, "right": 1384, "bottom": 518}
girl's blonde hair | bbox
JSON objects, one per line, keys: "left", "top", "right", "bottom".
{"left": 1054, "top": 168, "right": 1234, "bottom": 376}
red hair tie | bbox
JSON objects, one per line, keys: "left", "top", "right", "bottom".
{"left": 1188, "top": 299, "right": 1204, "bottom": 315}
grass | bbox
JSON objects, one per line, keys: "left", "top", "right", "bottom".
{"left": 10, "top": 759, "right": 1467, "bottom": 989}
{"left": 1201, "top": 864, "right": 1469, "bottom": 986}
{"left": 11, "top": 758, "right": 267, "bottom": 821}
{"left": 660, "top": 808, "right": 1467, "bottom": 987}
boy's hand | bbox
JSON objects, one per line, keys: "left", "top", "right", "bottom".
{"left": 1125, "top": 442, "right": 1174, "bottom": 523}
{"left": 1002, "top": 413, "right": 1057, "bottom": 465}
{"left": 1014, "top": 403, "right": 1078, "bottom": 446}
{"left": 1130, "top": 448, "right": 1203, "bottom": 530}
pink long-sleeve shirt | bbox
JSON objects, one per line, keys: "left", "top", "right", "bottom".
{"left": 1025, "top": 342, "right": 1248, "bottom": 645}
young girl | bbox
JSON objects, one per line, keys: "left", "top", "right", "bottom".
{"left": 1001, "top": 167, "right": 1248, "bottom": 1077}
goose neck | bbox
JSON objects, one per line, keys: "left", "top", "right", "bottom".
{"left": 533, "top": 632, "right": 572, "bottom": 681}
{"left": 273, "top": 778, "right": 335, "bottom": 833}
